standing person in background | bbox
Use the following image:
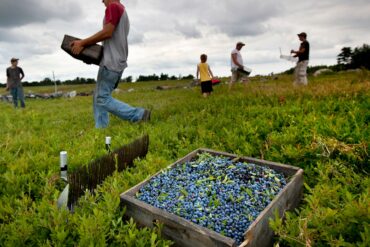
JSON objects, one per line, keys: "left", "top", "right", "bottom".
{"left": 196, "top": 54, "right": 214, "bottom": 98}
{"left": 6, "top": 58, "right": 25, "bottom": 108}
{"left": 229, "top": 42, "right": 249, "bottom": 90}
{"left": 291, "top": 32, "right": 310, "bottom": 85}
{"left": 71, "top": 0, "right": 150, "bottom": 128}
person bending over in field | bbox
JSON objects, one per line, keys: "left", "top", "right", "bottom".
{"left": 196, "top": 54, "right": 214, "bottom": 98}
{"left": 71, "top": 0, "right": 150, "bottom": 128}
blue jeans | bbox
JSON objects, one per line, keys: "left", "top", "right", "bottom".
{"left": 10, "top": 87, "right": 25, "bottom": 108}
{"left": 94, "top": 66, "right": 145, "bottom": 128}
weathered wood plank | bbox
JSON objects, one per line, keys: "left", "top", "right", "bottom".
{"left": 243, "top": 169, "right": 304, "bottom": 247}
{"left": 122, "top": 195, "right": 236, "bottom": 247}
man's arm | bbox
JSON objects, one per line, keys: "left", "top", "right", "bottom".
{"left": 71, "top": 23, "right": 115, "bottom": 55}
{"left": 232, "top": 53, "right": 243, "bottom": 68}
{"left": 291, "top": 45, "right": 306, "bottom": 56}
{"left": 5, "top": 69, "right": 10, "bottom": 90}
{"left": 20, "top": 68, "right": 25, "bottom": 81}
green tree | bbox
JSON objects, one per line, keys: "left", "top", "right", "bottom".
{"left": 351, "top": 44, "right": 370, "bottom": 70}
{"left": 337, "top": 47, "right": 352, "bottom": 68}
{"left": 160, "top": 73, "right": 169, "bottom": 81}
{"left": 121, "top": 76, "right": 132, "bottom": 83}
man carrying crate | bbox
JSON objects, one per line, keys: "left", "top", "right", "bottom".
{"left": 229, "top": 42, "right": 251, "bottom": 90}
{"left": 71, "top": 0, "right": 150, "bottom": 128}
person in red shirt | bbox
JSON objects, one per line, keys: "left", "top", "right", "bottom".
{"left": 71, "top": 0, "right": 150, "bottom": 128}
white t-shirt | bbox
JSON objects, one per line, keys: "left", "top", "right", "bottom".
{"left": 231, "top": 48, "right": 243, "bottom": 70}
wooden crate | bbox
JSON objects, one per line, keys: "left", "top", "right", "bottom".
{"left": 61, "top": 34, "right": 103, "bottom": 65}
{"left": 120, "top": 148, "right": 304, "bottom": 247}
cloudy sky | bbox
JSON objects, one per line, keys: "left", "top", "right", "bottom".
{"left": 0, "top": 0, "right": 369, "bottom": 83}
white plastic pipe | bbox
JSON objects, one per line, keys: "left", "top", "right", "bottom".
{"left": 60, "top": 151, "right": 68, "bottom": 182}
{"left": 106, "top": 136, "right": 111, "bottom": 151}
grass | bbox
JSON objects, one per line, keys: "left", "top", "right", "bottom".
{"left": 0, "top": 71, "right": 369, "bottom": 246}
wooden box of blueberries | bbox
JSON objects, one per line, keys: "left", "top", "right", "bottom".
{"left": 120, "top": 148, "right": 303, "bottom": 247}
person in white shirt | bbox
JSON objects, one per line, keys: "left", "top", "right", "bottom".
{"left": 229, "top": 41, "right": 249, "bottom": 90}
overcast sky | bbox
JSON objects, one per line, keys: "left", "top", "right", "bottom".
{"left": 0, "top": 0, "right": 369, "bottom": 83}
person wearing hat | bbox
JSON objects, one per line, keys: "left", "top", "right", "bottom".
{"left": 6, "top": 58, "right": 25, "bottom": 108}
{"left": 229, "top": 41, "right": 249, "bottom": 90}
{"left": 291, "top": 32, "right": 310, "bottom": 85}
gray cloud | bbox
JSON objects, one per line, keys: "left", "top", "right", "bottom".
{"left": 128, "top": 0, "right": 281, "bottom": 38}
{"left": 174, "top": 21, "right": 202, "bottom": 38}
{"left": 128, "top": 27, "right": 145, "bottom": 44}
{"left": 0, "top": 28, "right": 30, "bottom": 43}
{"left": 0, "top": 0, "right": 82, "bottom": 28}
{"left": 1, "top": 0, "right": 370, "bottom": 82}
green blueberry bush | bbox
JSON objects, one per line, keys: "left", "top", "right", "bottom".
{"left": 0, "top": 72, "right": 369, "bottom": 246}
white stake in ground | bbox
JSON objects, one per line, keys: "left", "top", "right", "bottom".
{"left": 57, "top": 151, "right": 69, "bottom": 209}
{"left": 106, "top": 136, "right": 112, "bottom": 152}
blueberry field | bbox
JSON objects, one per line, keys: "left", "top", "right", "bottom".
{"left": 0, "top": 72, "right": 369, "bottom": 246}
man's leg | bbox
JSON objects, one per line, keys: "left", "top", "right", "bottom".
{"left": 294, "top": 61, "right": 308, "bottom": 85}
{"left": 241, "top": 73, "right": 249, "bottom": 85}
{"left": 94, "top": 67, "right": 110, "bottom": 128}
{"left": 18, "top": 87, "right": 26, "bottom": 108}
{"left": 229, "top": 70, "right": 238, "bottom": 91}
{"left": 293, "top": 62, "right": 300, "bottom": 85}
{"left": 95, "top": 66, "right": 145, "bottom": 128}
{"left": 299, "top": 61, "right": 309, "bottom": 85}
{"left": 10, "top": 88, "right": 18, "bottom": 108}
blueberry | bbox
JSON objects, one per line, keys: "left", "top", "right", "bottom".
{"left": 135, "top": 153, "right": 287, "bottom": 245}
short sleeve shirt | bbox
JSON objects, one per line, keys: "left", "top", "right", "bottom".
{"left": 6, "top": 66, "right": 24, "bottom": 88}
{"left": 231, "top": 49, "right": 243, "bottom": 70}
{"left": 100, "top": 2, "right": 130, "bottom": 72}
{"left": 298, "top": 41, "right": 310, "bottom": 62}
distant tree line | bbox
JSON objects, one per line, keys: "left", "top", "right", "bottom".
{"left": 136, "top": 73, "right": 194, "bottom": 82}
{"left": 0, "top": 77, "right": 97, "bottom": 88}
{"left": 0, "top": 73, "right": 195, "bottom": 88}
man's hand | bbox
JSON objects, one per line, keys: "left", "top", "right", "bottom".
{"left": 291, "top": 49, "right": 295, "bottom": 54}
{"left": 71, "top": 40, "right": 85, "bottom": 55}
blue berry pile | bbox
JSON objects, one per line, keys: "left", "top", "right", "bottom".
{"left": 136, "top": 153, "right": 287, "bottom": 244}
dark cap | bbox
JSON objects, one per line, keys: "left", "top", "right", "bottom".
{"left": 10, "top": 58, "right": 19, "bottom": 62}
{"left": 297, "top": 32, "right": 307, "bottom": 38}
{"left": 236, "top": 41, "right": 245, "bottom": 46}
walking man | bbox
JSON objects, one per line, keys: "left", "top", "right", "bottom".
{"left": 229, "top": 42, "right": 249, "bottom": 90}
{"left": 71, "top": 0, "right": 150, "bottom": 128}
{"left": 6, "top": 58, "right": 25, "bottom": 108}
{"left": 291, "top": 32, "right": 310, "bottom": 85}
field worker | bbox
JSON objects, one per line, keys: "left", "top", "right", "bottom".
{"left": 6, "top": 58, "right": 26, "bottom": 108}
{"left": 196, "top": 54, "right": 214, "bottom": 98}
{"left": 291, "top": 32, "right": 310, "bottom": 85}
{"left": 229, "top": 41, "right": 249, "bottom": 90}
{"left": 71, "top": 0, "right": 150, "bottom": 128}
